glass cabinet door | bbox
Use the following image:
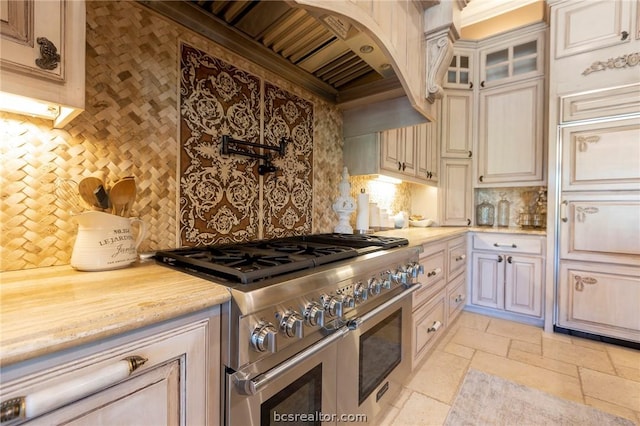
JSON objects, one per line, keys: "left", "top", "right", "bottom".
{"left": 480, "top": 30, "right": 544, "bottom": 88}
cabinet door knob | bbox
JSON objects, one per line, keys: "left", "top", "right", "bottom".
{"left": 497, "top": 255, "right": 503, "bottom": 263}
{"left": 468, "top": 150, "right": 472, "bottom": 158}
{"left": 398, "top": 161, "right": 402, "bottom": 171}
{"left": 467, "top": 219, "right": 471, "bottom": 226}
{"left": 507, "top": 256, "right": 513, "bottom": 264}
{"left": 621, "top": 31, "right": 629, "bottom": 41}
{"left": 480, "top": 81, "right": 485, "bottom": 88}
{"left": 469, "top": 82, "right": 473, "bottom": 89}
{"left": 402, "top": 162, "right": 406, "bottom": 171}
{"left": 479, "top": 175, "right": 484, "bottom": 182}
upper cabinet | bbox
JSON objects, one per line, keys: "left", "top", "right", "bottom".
{"left": 552, "top": 0, "right": 633, "bottom": 59}
{"left": 478, "top": 29, "right": 545, "bottom": 89}
{"left": 477, "top": 78, "right": 545, "bottom": 186}
{"left": 0, "top": 0, "right": 85, "bottom": 128}
{"left": 444, "top": 47, "right": 476, "bottom": 91}
{"left": 344, "top": 120, "right": 439, "bottom": 186}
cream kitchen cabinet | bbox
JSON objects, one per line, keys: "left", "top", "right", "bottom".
{"left": 344, "top": 121, "right": 438, "bottom": 185}
{"left": 552, "top": 0, "right": 635, "bottom": 59}
{"left": 412, "top": 235, "right": 467, "bottom": 369}
{"left": 478, "top": 25, "right": 545, "bottom": 89}
{"left": 0, "top": 309, "right": 220, "bottom": 425}
{"left": 440, "top": 90, "right": 474, "bottom": 159}
{"left": 558, "top": 261, "right": 640, "bottom": 343}
{"left": 439, "top": 159, "right": 473, "bottom": 226}
{"left": 469, "top": 233, "right": 545, "bottom": 322}
{"left": 444, "top": 46, "right": 476, "bottom": 90}
{"left": 561, "top": 116, "right": 640, "bottom": 191}
{"left": 476, "top": 77, "right": 545, "bottom": 186}
{"left": 560, "top": 193, "right": 640, "bottom": 266}
{"left": 0, "top": 0, "right": 85, "bottom": 128}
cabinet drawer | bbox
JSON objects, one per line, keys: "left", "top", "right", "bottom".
{"left": 472, "top": 233, "right": 543, "bottom": 255}
{"left": 561, "top": 117, "right": 640, "bottom": 191}
{"left": 558, "top": 261, "right": 640, "bottom": 343}
{"left": 447, "top": 273, "right": 467, "bottom": 323}
{"left": 560, "top": 194, "right": 640, "bottom": 266}
{"left": 414, "top": 242, "right": 446, "bottom": 308}
{"left": 448, "top": 236, "right": 467, "bottom": 279}
{"left": 412, "top": 291, "right": 446, "bottom": 366}
{"left": 561, "top": 84, "right": 640, "bottom": 123}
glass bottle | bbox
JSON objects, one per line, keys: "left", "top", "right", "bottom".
{"left": 476, "top": 200, "right": 495, "bottom": 226}
{"left": 497, "top": 193, "right": 510, "bottom": 227}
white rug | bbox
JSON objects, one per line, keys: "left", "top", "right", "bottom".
{"left": 444, "top": 369, "right": 635, "bottom": 426}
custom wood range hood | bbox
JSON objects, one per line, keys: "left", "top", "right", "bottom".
{"left": 140, "top": 0, "right": 456, "bottom": 117}
{"left": 141, "top": 0, "right": 406, "bottom": 107}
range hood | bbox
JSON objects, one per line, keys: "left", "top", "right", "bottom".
{"left": 140, "top": 0, "right": 405, "bottom": 107}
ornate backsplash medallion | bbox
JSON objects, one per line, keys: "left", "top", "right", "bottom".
{"left": 179, "top": 44, "right": 313, "bottom": 245}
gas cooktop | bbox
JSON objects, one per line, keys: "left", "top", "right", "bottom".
{"left": 154, "top": 233, "right": 408, "bottom": 284}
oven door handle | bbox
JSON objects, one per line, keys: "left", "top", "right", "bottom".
{"left": 347, "top": 283, "right": 422, "bottom": 330}
{"left": 231, "top": 326, "right": 350, "bottom": 396}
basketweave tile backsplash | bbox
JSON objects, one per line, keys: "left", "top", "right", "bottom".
{"left": 0, "top": 0, "right": 342, "bottom": 272}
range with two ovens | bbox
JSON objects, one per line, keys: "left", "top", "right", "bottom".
{"left": 156, "top": 233, "right": 424, "bottom": 425}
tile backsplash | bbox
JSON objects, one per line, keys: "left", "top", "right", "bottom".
{"left": 0, "top": 0, "right": 343, "bottom": 272}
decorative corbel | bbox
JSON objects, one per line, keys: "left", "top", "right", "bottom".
{"left": 425, "top": 29, "right": 454, "bottom": 103}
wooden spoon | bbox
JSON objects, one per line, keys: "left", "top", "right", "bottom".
{"left": 78, "top": 177, "right": 103, "bottom": 209}
{"left": 110, "top": 178, "right": 136, "bottom": 217}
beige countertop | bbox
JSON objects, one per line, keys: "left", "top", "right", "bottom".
{"left": 0, "top": 227, "right": 545, "bottom": 367}
{"left": 375, "top": 225, "right": 545, "bottom": 246}
{"left": 0, "top": 262, "right": 230, "bottom": 367}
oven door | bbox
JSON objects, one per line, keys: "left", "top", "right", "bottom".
{"left": 336, "top": 284, "right": 420, "bottom": 423}
{"left": 227, "top": 327, "right": 348, "bottom": 426}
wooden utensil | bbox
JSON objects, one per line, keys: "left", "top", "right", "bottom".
{"left": 110, "top": 178, "right": 136, "bottom": 217}
{"left": 78, "top": 177, "right": 103, "bottom": 210}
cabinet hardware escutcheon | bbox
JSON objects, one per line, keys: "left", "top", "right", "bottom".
{"left": 574, "top": 275, "right": 598, "bottom": 291}
{"left": 35, "top": 37, "right": 61, "bottom": 70}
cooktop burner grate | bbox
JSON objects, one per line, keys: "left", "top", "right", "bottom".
{"left": 155, "top": 234, "right": 409, "bottom": 284}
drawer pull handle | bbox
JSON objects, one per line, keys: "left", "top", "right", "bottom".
{"left": 427, "top": 267, "right": 442, "bottom": 278}
{"left": 454, "top": 294, "right": 466, "bottom": 303}
{"left": 493, "top": 243, "right": 517, "bottom": 248}
{"left": 561, "top": 200, "right": 569, "bottom": 222}
{"left": 427, "top": 321, "right": 442, "bottom": 333}
{"left": 455, "top": 254, "right": 466, "bottom": 262}
{"left": 0, "top": 356, "right": 147, "bottom": 422}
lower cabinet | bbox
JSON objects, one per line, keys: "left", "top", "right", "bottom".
{"left": 469, "top": 232, "right": 545, "bottom": 323}
{"left": 558, "top": 261, "right": 640, "bottom": 343}
{"left": 0, "top": 308, "right": 220, "bottom": 426}
{"left": 412, "top": 235, "right": 467, "bottom": 369}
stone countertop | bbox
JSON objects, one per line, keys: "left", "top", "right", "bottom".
{"left": 374, "top": 225, "right": 545, "bottom": 246}
{"left": 0, "top": 262, "right": 230, "bottom": 367}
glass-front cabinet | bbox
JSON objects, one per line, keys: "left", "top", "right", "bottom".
{"left": 445, "top": 47, "right": 476, "bottom": 90}
{"left": 479, "top": 30, "right": 545, "bottom": 89}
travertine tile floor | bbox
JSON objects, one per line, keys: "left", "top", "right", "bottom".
{"left": 379, "top": 311, "right": 640, "bottom": 426}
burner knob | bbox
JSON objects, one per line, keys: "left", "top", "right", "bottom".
{"left": 303, "top": 302, "right": 325, "bottom": 327}
{"left": 408, "top": 262, "right": 424, "bottom": 279}
{"left": 280, "top": 311, "right": 304, "bottom": 338}
{"left": 251, "top": 322, "right": 277, "bottom": 353}
{"left": 353, "top": 282, "right": 368, "bottom": 303}
{"left": 391, "top": 269, "right": 407, "bottom": 285}
{"left": 368, "top": 278, "right": 381, "bottom": 296}
{"left": 342, "top": 294, "right": 355, "bottom": 309}
{"left": 322, "top": 295, "right": 343, "bottom": 318}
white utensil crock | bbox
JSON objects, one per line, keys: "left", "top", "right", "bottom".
{"left": 71, "top": 211, "right": 148, "bottom": 271}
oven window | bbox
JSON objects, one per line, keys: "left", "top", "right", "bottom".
{"left": 359, "top": 309, "right": 402, "bottom": 404}
{"left": 261, "top": 364, "right": 322, "bottom": 425}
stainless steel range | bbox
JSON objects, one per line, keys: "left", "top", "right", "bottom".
{"left": 155, "top": 234, "right": 423, "bottom": 425}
